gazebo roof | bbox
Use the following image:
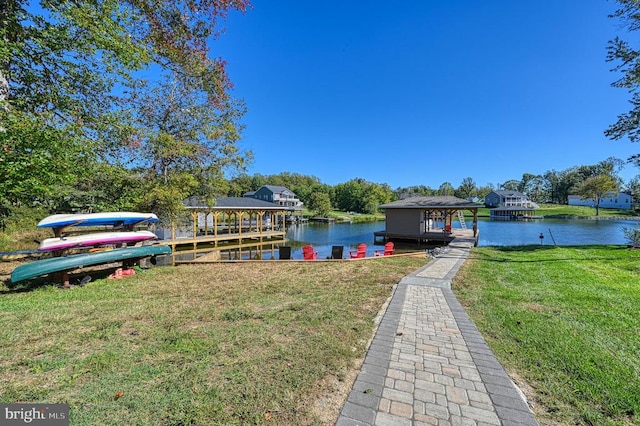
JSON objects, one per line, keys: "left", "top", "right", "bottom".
{"left": 183, "top": 196, "right": 294, "bottom": 211}
{"left": 380, "top": 196, "right": 480, "bottom": 210}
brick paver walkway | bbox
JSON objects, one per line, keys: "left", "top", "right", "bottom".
{"left": 336, "top": 238, "right": 539, "bottom": 426}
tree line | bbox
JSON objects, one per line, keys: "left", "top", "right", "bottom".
{"left": 221, "top": 155, "right": 635, "bottom": 217}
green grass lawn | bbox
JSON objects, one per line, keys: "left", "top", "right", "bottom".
{"left": 453, "top": 245, "right": 640, "bottom": 425}
{"left": 0, "top": 256, "right": 426, "bottom": 425}
{"left": 4, "top": 243, "right": 640, "bottom": 425}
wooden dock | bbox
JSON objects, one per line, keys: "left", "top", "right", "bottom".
{"left": 159, "top": 230, "right": 286, "bottom": 249}
{"left": 157, "top": 230, "right": 287, "bottom": 263}
{"left": 374, "top": 228, "right": 478, "bottom": 246}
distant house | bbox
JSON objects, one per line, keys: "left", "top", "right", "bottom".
{"left": 244, "top": 185, "right": 303, "bottom": 210}
{"left": 568, "top": 192, "right": 632, "bottom": 210}
{"left": 484, "top": 190, "right": 540, "bottom": 220}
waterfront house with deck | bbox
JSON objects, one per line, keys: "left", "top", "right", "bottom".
{"left": 485, "top": 190, "right": 540, "bottom": 220}
{"left": 244, "top": 185, "right": 304, "bottom": 209}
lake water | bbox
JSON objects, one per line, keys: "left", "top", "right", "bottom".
{"left": 284, "top": 218, "right": 638, "bottom": 259}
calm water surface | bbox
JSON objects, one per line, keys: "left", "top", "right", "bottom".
{"left": 284, "top": 218, "right": 636, "bottom": 259}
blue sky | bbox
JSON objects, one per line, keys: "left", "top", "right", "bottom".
{"left": 214, "top": 1, "right": 639, "bottom": 189}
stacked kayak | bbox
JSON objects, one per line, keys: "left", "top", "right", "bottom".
{"left": 38, "top": 231, "right": 158, "bottom": 252}
{"left": 11, "top": 245, "right": 171, "bottom": 283}
{"left": 11, "top": 211, "right": 170, "bottom": 284}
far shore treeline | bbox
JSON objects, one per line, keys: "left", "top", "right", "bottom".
{"left": 2, "top": 155, "right": 639, "bottom": 228}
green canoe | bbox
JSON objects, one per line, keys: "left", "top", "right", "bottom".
{"left": 11, "top": 245, "right": 172, "bottom": 283}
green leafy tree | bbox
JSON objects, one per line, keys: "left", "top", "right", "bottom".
{"left": 437, "top": 182, "right": 455, "bottom": 196}
{"left": 227, "top": 173, "right": 331, "bottom": 208}
{"left": 542, "top": 170, "right": 560, "bottom": 203}
{"left": 227, "top": 174, "right": 259, "bottom": 197}
{"left": 333, "top": 179, "right": 364, "bottom": 212}
{"left": 625, "top": 175, "right": 640, "bottom": 208}
{"left": 476, "top": 183, "right": 495, "bottom": 201}
{"left": 1, "top": 0, "right": 251, "bottom": 219}
{"left": 543, "top": 168, "right": 587, "bottom": 205}
{"left": 332, "top": 178, "right": 392, "bottom": 214}
{"left": 306, "top": 192, "right": 332, "bottom": 217}
{"left": 525, "top": 175, "right": 546, "bottom": 203}
{"left": 363, "top": 183, "right": 393, "bottom": 214}
{"left": 499, "top": 180, "right": 521, "bottom": 191}
{"left": 606, "top": 0, "right": 640, "bottom": 155}
{"left": 575, "top": 175, "right": 619, "bottom": 216}
{"left": 394, "top": 185, "right": 434, "bottom": 199}
{"left": 0, "top": 113, "right": 88, "bottom": 207}
{"left": 123, "top": 77, "right": 250, "bottom": 220}
{"left": 455, "top": 177, "right": 477, "bottom": 200}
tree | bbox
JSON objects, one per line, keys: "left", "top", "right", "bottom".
{"left": 394, "top": 185, "right": 434, "bottom": 199}
{"left": 476, "top": 183, "right": 495, "bottom": 201}
{"left": 499, "top": 180, "right": 520, "bottom": 191}
{"left": 332, "top": 178, "right": 393, "bottom": 214}
{"left": 542, "top": 170, "right": 562, "bottom": 204}
{"left": 332, "top": 180, "right": 363, "bottom": 213}
{"left": 48, "top": 164, "right": 146, "bottom": 213}
{"left": 437, "top": 182, "right": 455, "bottom": 196}
{"left": 363, "top": 183, "right": 393, "bottom": 214}
{"left": 519, "top": 173, "right": 546, "bottom": 202}
{"left": 625, "top": 174, "right": 640, "bottom": 207}
{"left": 606, "top": 1, "right": 640, "bottom": 160}
{"left": 123, "top": 77, "right": 250, "bottom": 219}
{"left": 455, "top": 177, "right": 477, "bottom": 200}
{"left": 1, "top": 0, "right": 251, "bottom": 217}
{"left": 574, "top": 175, "right": 619, "bottom": 216}
{"left": 0, "top": 113, "right": 88, "bottom": 207}
{"left": 306, "top": 192, "right": 332, "bottom": 217}
{"left": 1, "top": 0, "right": 252, "bottom": 115}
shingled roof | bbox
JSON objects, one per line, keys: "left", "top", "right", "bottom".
{"left": 183, "top": 196, "right": 294, "bottom": 210}
{"left": 379, "top": 196, "right": 480, "bottom": 209}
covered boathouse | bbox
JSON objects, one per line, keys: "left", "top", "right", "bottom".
{"left": 156, "top": 196, "right": 296, "bottom": 261}
{"left": 375, "top": 196, "right": 479, "bottom": 246}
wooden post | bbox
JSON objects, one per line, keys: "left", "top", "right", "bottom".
{"left": 191, "top": 211, "right": 198, "bottom": 256}
{"left": 213, "top": 212, "right": 220, "bottom": 245}
{"left": 53, "top": 226, "right": 64, "bottom": 238}
{"left": 258, "top": 210, "right": 265, "bottom": 241}
{"left": 52, "top": 271, "right": 71, "bottom": 288}
{"left": 235, "top": 211, "right": 242, "bottom": 244}
{"left": 473, "top": 209, "right": 478, "bottom": 237}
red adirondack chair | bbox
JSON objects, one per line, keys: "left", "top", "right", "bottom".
{"left": 302, "top": 245, "right": 318, "bottom": 260}
{"left": 374, "top": 242, "right": 395, "bottom": 256}
{"left": 349, "top": 243, "right": 367, "bottom": 259}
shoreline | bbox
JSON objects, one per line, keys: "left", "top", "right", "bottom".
{"left": 545, "top": 214, "right": 640, "bottom": 221}
{"left": 471, "top": 214, "right": 640, "bottom": 221}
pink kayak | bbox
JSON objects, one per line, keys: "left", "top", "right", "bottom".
{"left": 38, "top": 231, "right": 158, "bottom": 252}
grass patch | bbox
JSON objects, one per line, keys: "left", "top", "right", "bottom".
{"left": 0, "top": 205, "right": 51, "bottom": 251}
{"left": 0, "top": 256, "right": 426, "bottom": 425}
{"left": 326, "top": 211, "right": 385, "bottom": 222}
{"left": 467, "top": 204, "right": 639, "bottom": 219}
{"left": 453, "top": 245, "right": 640, "bottom": 425}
